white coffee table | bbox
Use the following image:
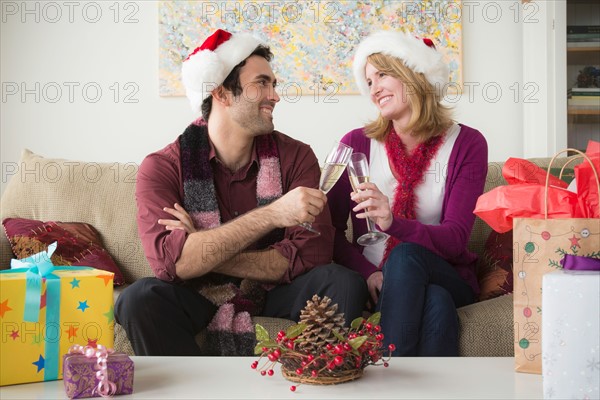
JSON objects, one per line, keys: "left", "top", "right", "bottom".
{"left": 0, "top": 357, "right": 541, "bottom": 399}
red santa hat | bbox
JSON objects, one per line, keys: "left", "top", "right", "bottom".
{"left": 182, "top": 29, "right": 265, "bottom": 112}
{"left": 353, "top": 30, "right": 449, "bottom": 96}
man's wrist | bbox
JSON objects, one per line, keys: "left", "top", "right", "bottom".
{"left": 260, "top": 202, "right": 282, "bottom": 228}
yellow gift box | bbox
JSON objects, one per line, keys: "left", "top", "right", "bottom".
{"left": 0, "top": 243, "right": 114, "bottom": 386}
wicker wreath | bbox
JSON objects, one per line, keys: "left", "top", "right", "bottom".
{"left": 251, "top": 295, "right": 394, "bottom": 391}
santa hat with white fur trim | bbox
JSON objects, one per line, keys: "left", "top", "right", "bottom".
{"left": 182, "top": 29, "right": 265, "bottom": 112}
{"left": 353, "top": 30, "right": 449, "bottom": 96}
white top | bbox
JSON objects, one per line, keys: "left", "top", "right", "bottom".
{"left": 362, "top": 124, "right": 460, "bottom": 266}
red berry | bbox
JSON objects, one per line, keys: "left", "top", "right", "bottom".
{"left": 366, "top": 322, "right": 373, "bottom": 331}
{"left": 334, "top": 344, "right": 344, "bottom": 354}
{"left": 287, "top": 342, "right": 294, "bottom": 349}
{"left": 278, "top": 330, "right": 286, "bottom": 337}
{"left": 327, "top": 361, "right": 336, "bottom": 370}
{"left": 273, "top": 349, "right": 281, "bottom": 357}
{"left": 262, "top": 347, "right": 268, "bottom": 352}
{"left": 260, "top": 370, "right": 266, "bottom": 376}
{"left": 343, "top": 343, "right": 352, "bottom": 351}
{"left": 311, "top": 370, "right": 318, "bottom": 377}
{"left": 290, "top": 386, "right": 297, "bottom": 392}
{"left": 374, "top": 325, "right": 381, "bottom": 332}
{"left": 384, "top": 362, "right": 389, "bottom": 367}
{"left": 268, "top": 353, "right": 277, "bottom": 362}
{"left": 376, "top": 333, "right": 384, "bottom": 341}
{"left": 251, "top": 362, "right": 258, "bottom": 369}
{"left": 268, "top": 369, "right": 274, "bottom": 376}
{"left": 307, "top": 355, "right": 315, "bottom": 362}
{"left": 326, "top": 344, "right": 333, "bottom": 350}
{"left": 334, "top": 356, "right": 344, "bottom": 366}
{"left": 388, "top": 344, "right": 396, "bottom": 352}
{"left": 296, "top": 368, "right": 304, "bottom": 375}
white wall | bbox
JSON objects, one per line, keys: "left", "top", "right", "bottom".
{"left": 2, "top": 1, "right": 545, "bottom": 194}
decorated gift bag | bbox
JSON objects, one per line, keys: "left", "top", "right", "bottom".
{"left": 513, "top": 149, "right": 600, "bottom": 374}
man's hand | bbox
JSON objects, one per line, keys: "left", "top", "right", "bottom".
{"left": 267, "top": 187, "right": 327, "bottom": 228}
{"left": 158, "top": 203, "right": 196, "bottom": 234}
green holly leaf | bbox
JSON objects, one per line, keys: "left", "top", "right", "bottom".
{"left": 254, "top": 339, "right": 278, "bottom": 355}
{"left": 367, "top": 312, "right": 381, "bottom": 325}
{"left": 255, "top": 324, "right": 270, "bottom": 341}
{"left": 332, "top": 329, "right": 345, "bottom": 342}
{"left": 351, "top": 317, "right": 364, "bottom": 330}
{"left": 286, "top": 323, "right": 307, "bottom": 339}
{"left": 349, "top": 336, "right": 367, "bottom": 350}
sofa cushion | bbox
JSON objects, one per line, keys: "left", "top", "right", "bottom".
{"left": 0, "top": 149, "right": 152, "bottom": 282}
{"left": 457, "top": 294, "right": 514, "bottom": 357}
{"left": 3, "top": 217, "right": 125, "bottom": 285}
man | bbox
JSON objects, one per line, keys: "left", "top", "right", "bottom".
{"left": 115, "top": 29, "right": 367, "bottom": 356}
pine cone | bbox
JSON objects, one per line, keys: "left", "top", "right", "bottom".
{"left": 296, "top": 295, "right": 346, "bottom": 354}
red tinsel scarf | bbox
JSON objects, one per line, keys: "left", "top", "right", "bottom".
{"left": 382, "top": 128, "right": 445, "bottom": 265}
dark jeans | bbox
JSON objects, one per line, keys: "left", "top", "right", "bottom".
{"left": 377, "top": 243, "right": 474, "bottom": 356}
{"left": 115, "top": 263, "right": 367, "bottom": 356}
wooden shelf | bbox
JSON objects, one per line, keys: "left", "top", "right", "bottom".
{"left": 568, "top": 107, "right": 600, "bottom": 115}
{"left": 567, "top": 45, "right": 600, "bottom": 52}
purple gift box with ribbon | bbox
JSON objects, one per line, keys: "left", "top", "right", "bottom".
{"left": 63, "top": 345, "right": 134, "bottom": 399}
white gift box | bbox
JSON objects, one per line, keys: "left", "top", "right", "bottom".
{"left": 542, "top": 270, "right": 600, "bottom": 399}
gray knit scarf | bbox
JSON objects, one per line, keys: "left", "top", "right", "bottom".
{"left": 179, "top": 118, "right": 284, "bottom": 355}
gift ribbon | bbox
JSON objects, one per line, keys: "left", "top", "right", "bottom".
{"left": 560, "top": 254, "right": 600, "bottom": 271}
{"left": 68, "top": 345, "right": 117, "bottom": 397}
{"left": 1, "top": 242, "right": 92, "bottom": 381}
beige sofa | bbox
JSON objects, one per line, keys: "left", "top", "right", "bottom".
{"left": 0, "top": 149, "right": 573, "bottom": 357}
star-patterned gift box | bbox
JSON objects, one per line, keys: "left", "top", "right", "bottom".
{"left": 542, "top": 269, "right": 600, "bottom": 399}
{"left": 0, "top": 244, "right": 114, "bottom": 386}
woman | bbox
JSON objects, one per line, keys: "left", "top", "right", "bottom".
{"left": 328, "top": 30, "right": 488, "bottom": 356}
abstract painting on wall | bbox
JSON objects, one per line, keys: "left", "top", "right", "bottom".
{"left": 159, "top": 0, "right": 463, "bottom": 97}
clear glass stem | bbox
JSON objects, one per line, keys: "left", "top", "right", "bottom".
{"left": 365, "top": 212, "right": 377, "bottom": 232}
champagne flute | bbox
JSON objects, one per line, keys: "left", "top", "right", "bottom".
{"left": 299, "top": 141, "right": 353, "bottom": 235}
{"left": 347, "top": 152, "right": 388, "bottom": 246}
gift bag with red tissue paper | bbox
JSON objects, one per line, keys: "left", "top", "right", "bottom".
{"left": 473, "top": 157, "right": 580, "bottom": 233}
{"left": 511, "top": 149, "right": 599, "bottom": 374}
{"left": 574, "top": 140, "right": 600, "bottom": 218}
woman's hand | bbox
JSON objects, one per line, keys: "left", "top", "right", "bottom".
{"left": 158, "top": 203, "right": 196, "bottom": 234}
{"left": 366, "top": 270, "right": 383, "bottom": 305}
{"left": 350, "top": 182, "right": 393, "bottom": 231}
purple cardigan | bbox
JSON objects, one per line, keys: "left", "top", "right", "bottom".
{"left": 327, "top": 124, "right": 488, "bottom": 296}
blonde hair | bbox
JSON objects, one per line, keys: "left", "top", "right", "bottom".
{"left": 364, "top": 53, "right": 453, "bottom": 142}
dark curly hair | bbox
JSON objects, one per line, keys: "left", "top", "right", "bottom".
{"left": 201, "top": 45, "right": 273, "bottom": 121}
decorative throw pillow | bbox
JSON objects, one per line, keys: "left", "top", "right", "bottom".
{"left": 2, "top": 218, "right": 124, "bottom": 286}
{"left": 477, "top": 230, "right": 513, "bottom": 301}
